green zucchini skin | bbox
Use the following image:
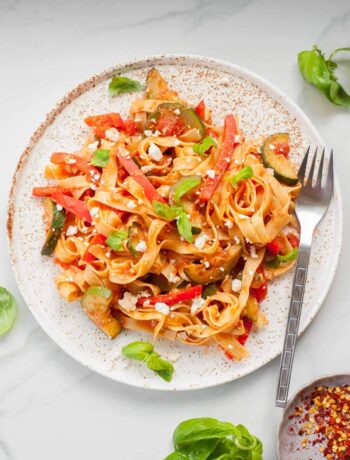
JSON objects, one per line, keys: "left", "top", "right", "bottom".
{"left": 41, "top": 198, "right": 66, "bottom": 256}
{"left": 261, "top": 133, "right": 298, "bottom": 186}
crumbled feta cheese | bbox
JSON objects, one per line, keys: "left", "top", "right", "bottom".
{"left": 90, "top": 207, "right": 99, "bottom": 217}
{"left": 174, "top": 139, "right": 180, "bottom": 146}
{"left": 194, "top": 234, "right": 208, "bottom": 250}
{"left": 105, "top": 127, "right": 120, "bottom": 142}
{"left": 154, "top": 130, "right": 161, "bottom": 136}
{"left": 269, "top": 143, "right": 276, "bottom": 150}
{"left": 144, "top": 129, "right": 153, "bottom": 137}
{"left": 231, "top": 279, "right": 242, "bottom": 292}
{"left": 234, "top": 134, "right": 241, "bottom": 143}
{"left": 127, "top": 200, "right": 137, "bottom": 210}
{"left": 167, "top": 352, "right": 181, "bottom": 363}
{"left": 56, "top": 204, "right": 63, "bottom": 211}
{"left": 237, "top": 213, "right": 249, "bottom": 220}
{"left": 106, "top": 251, "right": 111, "bottom": 258}
{"left": 88, "top": 141, "right": 99, "bottom": 152}
{"left": 249, "top": 246, "right": 258, "bottom": 259}
{"left": 204, "top": 261, "right": 210, "bottom": 268}
{"left": 219, "top": 267, "right": 225, "bottom": 272}
{"left": 135, "top": 240, "right": 147, "bottom": 252}
{"left": 245, "top": 237, "right": 252, "bottom": 244}
{"left": 169, "top": 272, "right": 180, "bottom": 284}
{"left": 66, "top": 225, "right": 78, "bottom": 236}
{"left": 148, "top": 143, "right": 163, "bottom": 162}
{"left": 119, "top": 291, "right": 138, "bottom": 311}
{"left": 266, "top": 168, "right": 274, "bottom": 176}
{"left": 67, "top": 158, "right": 76, "bottom": 164}
{"left": 191, "top": 297, "right": 205, "bottom": 315}
{"left": 174, "top": 108, "right": 180, "bottom": 115}
{"left": 93, "top": 173, "right": 100, "bottom": 181}
{"left": 221, "top": 77, "right": 230, "bottom": 86}
{"left": 206, "top": 169, "right": 216, "bottom": 179}
{"left": 90, "top": 184, "right": 96, "bottom": 191}
{"left": 234, "top": 236, "right": 241, "bottom": 245}
{"left": 224, "top": 220, "right": 233, "bottom": 229}
{"left": 155, "top": 302, "right": 170, "bottom": 315}
{"left": 248, "top": 269, "right": 254, "bottom": 276}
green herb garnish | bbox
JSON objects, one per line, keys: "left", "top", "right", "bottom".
{"left": 0, "top": 287, "right": 17, "bottom": 336}
{"left": 229, "top": 165, "right": 254, "bottom": 188}
{"left": 193, "top": 136, "right": 217, "bottom": 156}
{"left": 172, "top": 176, "right": 202, "bottom": 204}
{"left": 152, "top": 201, "right": 194, "bottom": 243}
{"left": 298, "top": 45, "right": 350, "bottom": 107}
{"left": 106, "top": 230, "right": 128, "bottom": 251}
{"left": 109, "top": 76, "right": 143, "bottom": 96}
{"left": 90, "top": 149, "right": 110, "bottom": 167}
{"left": 122, "top": 341, "right": 174, "bottom": 382}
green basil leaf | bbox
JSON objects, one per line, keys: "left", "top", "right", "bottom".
{"left": 193, "top": 136, "right": 217, "bottom": 156}
{"left": 172, "top": 176, "right": 202, "bottom": 204}
{"left": 122, "top": 341, "right": 154, "bottom": 361}
{"left": 90, "top": 149, "right": 110, "bottom": 167}
{"left": 173, "top": 418, "right": 235, "bottom": 450}
{"left": 177, "top": 211, "right": 194, "bottom": 243}
{"left": 163, "top": 452, "right": 189, "bottom": 460}
{"left": 152, "top": 201, "right": 182, "bottom": 221}
{"left": 176, "top": 439, "right": 221, "bottom": 460}
{"left": 207, "top": 439, "right": 235, "bottom": 460}
{"left": 276, "top": 248, "right": 298, "bottom": 263}
{"left": 202, "top": 284, "right": 217, "bottom": 299}
{"left": 106, "top": 230, "right": 128, "bottom": 251}
{"left": 229, "top": 165, "right": 254, "bottom": 188}
{"left": 109, "top": 76, "right": 143, "bottom": 96}
{"left": 146, "top": 352, "right": 174, "bottom": 382}
{"left": 298, "top": 45, "right": 350, "bottom": 107}
{"left": 0, "top": 287, "right": 17, "bottom": 336}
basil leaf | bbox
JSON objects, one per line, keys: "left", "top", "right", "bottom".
{"left": 163, "top": 453, "right": 189, "bottom": 460}
{"left": 109, "top": 76, "right": 143, "bottom": 96}
{"left": 277, "top": 248, "right": 298, "bottom": 263}
{"left": 176, "top": 439, "right": 221, "bottom": 460}
{"left": 193, "top": 136, "right": 217, "bottom": 156}
{"left": 229, "top": 165, "right": 254, "bottom": 188}
{"left": 298, "top": 45, "right": 350, "bottom": 107}
{"left": 90, "top": 149, "right": 110, "bottom": 167}
{"left": 0, "top": 287, "right": 17, "bottom": 336}
{"left": 147, "top": 352, "right": 174, "bottom": 382}
{"left": 106, "top": 230, "right": 128, "bottom": 251}
{"left": 122, "top": 341, "right": 154, "bottom": 361}
{"left": 152, "top": 201, "right": 182, "bottom": 221}
{"left": 171, "top": 176, "right": 202, "bottom": 204}
{"left": 177, "top": 211, "right": 194, "bottom": 244}
{"left": 202, "top": 284, "right": 217, "bottom": 299}
{"left": 173, "top": 418, "right": 235, "bottom": 450}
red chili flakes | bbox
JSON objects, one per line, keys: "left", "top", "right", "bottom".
{"left": 288, "top": 385, "right": 350, "bottom": 459}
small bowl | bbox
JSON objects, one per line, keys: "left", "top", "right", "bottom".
{"left": 277, "top": 374, "right": 350, "bottom": 459}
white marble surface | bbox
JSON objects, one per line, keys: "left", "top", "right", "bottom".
{"left": 0, "top": 0, "right": 349, "bottom": 458}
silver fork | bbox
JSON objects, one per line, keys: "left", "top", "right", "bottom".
{"left": 275, "top": 146, "right": 334, "bottom": 408}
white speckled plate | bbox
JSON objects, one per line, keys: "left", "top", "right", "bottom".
{"left": 7, "top": 55, "right": 342, "bottom": 390}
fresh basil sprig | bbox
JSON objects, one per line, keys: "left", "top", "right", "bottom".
{"left": 122, "top": 341, "right": 174, "bottom": 382}
{"left": 298, "top": 45, "right": 350, "bottom": 107}
{"left": 229, "top": 165, "right": 254, "bottom": 188}
{"left": 193, "top": 136, "right": 217, "bottom": 156}
{"left": 109, "top": 76, "right": 143, "bottom": 96}
{"left": 0, "top": 287, "right": 17, "bottom": 336}
{"left": 164, "top": 417, "right": 263, "bottom": 460}
{"left": 90, "top": 149, "right": 110, "bottom": 167}
{"left": 152, "top": 201, "right": 194, "bottom": 243}
{"left": 106, "top": 230, "right": 128, "bottom": 251}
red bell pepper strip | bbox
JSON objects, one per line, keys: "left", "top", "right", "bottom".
{"left": 50, "top": 153, "right": 100, "bottom": 180}
{"left": 266, "top": 239, "right": 282, "bottom": 256}
{"left": 84, "top": 113, "right": 125, "bottom": 138}
{"left": 237, "top": 318, "right": 253, "bottom": 345}
{"left": 251, "top": 282, "right": 268, "bottom": 303}
{"left": 82, "top": 234, "right": 107, "bottom": 262}
{"left": 51, "top": 192, "right": 92, "bottom": 223}
{"left": 123, "top": 119, "right": 137, "bottom": 136}
{"left": 287, "top": 233, "right": 299, "bottom": 249}
{"left": 32, "top": 186, "right": 72, "bottom": 197}
{"left": 195, "top": 100, "right": 206, "bottom": 120}
{"left": 117, "top": 153, "right": 165, "bottom": 203}
{"left": 199, "top": 114, "right": 237, "bottom": 203}
{"left": 137, "top": 285, "right": 202, "bottom": 307}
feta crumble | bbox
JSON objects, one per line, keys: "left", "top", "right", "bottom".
{"left": 119, "top": 291, "right": 138, "bottom": 311}
{"left": 66, "top": 225, "right": 78, "bottom": 236}
{"left": 167, "top": 352, "right": 181, "bottom": 363}
{"left": 87, "top": 141, "right": 99, "bottom": 152}
{"left": 249, "top": 246, "right": 258, "bottom": 259}
{"left": 224, "top": 220, "right": 233, "bottom": 229}
{"left": 204, "top": 261, "right": 210, "bottom": 268}
{"left": 231, "top": 279, "right": 242, "bottom": 292}
{"left": 266, "top": 168, "right": 274, "bottom": 176}
{"left": 148, "top": 143, "right": 163, "bottom": 162}
{"left": 127, "top": 200, "right": 137, "bottom": 210}
{"left": 155, "top": 302, "right": 170, "bottom": 315}
{"left": 194, "top": 234, "right": 208, "bottom": 250}
{"left": 269, "top": 143, "right": 276, "bottom": 150}
{"left": 143, "top": 129, "right": 153, "bottom": 137}
{"left": 169, "top": 272, "right": 180, "bottom": 284}
{"left": 105, "top": 128, "right": 120, "bottom": 142}
{"left": 135, "top": 240, "right": 147, "bottom": 252}
{"left": 90, "top": 207, "right": 99, "bottom": 217}
{"left": 56, "top": 204, "right": 63, "bottom": 211}
{"left": 191, "top": 297, "right": 205, "bottom": 315}
{"left": 206, "top": 169, "right": 216, "bottom": 179}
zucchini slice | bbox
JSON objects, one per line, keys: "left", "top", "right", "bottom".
{"left": 81, "top": 286, "right": 121, "bottom": 338}
{"left": 261, "top": 133, "right": 298, "bottom": 186}
{"left": 41, "top": 198, "right": 66, "bottom": 256}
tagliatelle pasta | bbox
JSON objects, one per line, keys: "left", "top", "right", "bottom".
{"left": 32, "top": 69, "right": 301, "bottom": 361}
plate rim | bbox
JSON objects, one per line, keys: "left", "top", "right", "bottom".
{"left": 7, "top": 54, "right": 343, "bottom": 391}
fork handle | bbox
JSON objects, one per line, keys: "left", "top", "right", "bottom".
{"left": 275, "top": 243, "right": 311, "bottom": 408}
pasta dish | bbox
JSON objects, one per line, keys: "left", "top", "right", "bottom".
{"left": 32, "top": 69, "right": 300, "bottom": 361}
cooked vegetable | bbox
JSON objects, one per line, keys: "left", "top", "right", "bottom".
{"left": 32, "top": 186, "right": 71, "bottom": 197}
{"left": 261, "top": 133, "right": 298, "bottom": 186}
{"left": 193, "top": 136, "right": 217, "bottom": 156}
{"left": 251, "top": 282, "right": 268, "bottom": 303}
{"left": 108, "top": 76, "right": 142, "bottom": 96}
{"left": 82, "top": 234, "right": 107, "bottom": 263}
{"left": 0, "top": 287, "right": 17, "bottom": 337}
{"left": 184, "top": 245, "right": 241, "bottom": 285}
{"left": 41, "top": 198, "right": 66, "bottom": 255}
{"left": 277, "top": 248, "right": 299, "bottom": 263}
{"left": 146, "top": 68, "right": 178, "bottom": 100}
{"left": 81, "top": 286, "right": 121, "bottom": 338}
{"left": 164, "top": 417, "right": 263, "bottom": 460}
{"left": 195, "top": 100, "right": 206, "bottom": 120}
{"left": 298, "top": 45, "right": 350, "bottom": 107}
{"left": 152, "top": 201, "right": 194, "bottom": 243}
{"left": 117, "top": 153, "right": 165, "bottom": 203}
{"left": 202, "top": 284, "right": 217, "bottom": 299}
{"left": 106, "top": 230, "right": 128, "bottom": 251}
{"left": 266, "top": 238, "right": 282, "bottom": 256}
{"left": 169, "top": 176, "right": 202, "bottom": 205}
{"left": 122, "top": 341, "right": 174, "bottom": 382}
{"left": 237, "top": 318, "right": 254, "bottom": 345}
{"left": 245, "top": 296, "right": 259, "bottom": 322}
{"left": 84, "top": 112, "right": 125, "bottom": 138}
{"left": 147, "top": 274, "right": 171, "bottom": 292}
{"left": 50, "top": 153, "right": 100, "bottom": 180}
{"left": 229, "top": 165, "right": 254, "bottom": 188}
{"left": 51, "top": 192, "right": 92, "bottom": 223}
{"left": 199, "top": 114, "right": 237, "bottom": 202}
{"left": 127, "top": 224, "right": 142, "bottom": 257}
{"left": 137, "top": 285, "right": 202, "bottom": 307}
{"left": 90, "top": 149, "right": 110, "bottom": 167}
